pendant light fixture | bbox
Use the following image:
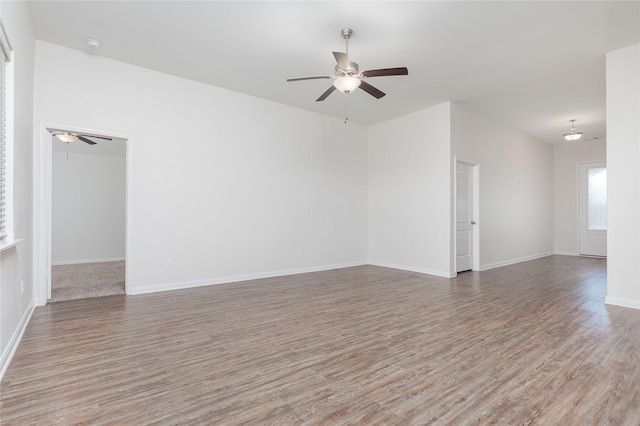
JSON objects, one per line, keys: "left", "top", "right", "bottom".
{"left": 563, "top": 119, "right": 583, "bottom": 141}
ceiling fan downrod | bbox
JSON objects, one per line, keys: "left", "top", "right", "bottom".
{"left": 342, "top": 28, "right": 353, "bottom": 60}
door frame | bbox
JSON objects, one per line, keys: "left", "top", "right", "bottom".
{"left": 454, "top": 158, "right": 480, "bottom": 274}
{"left": 34, "top": 122, "right": 133, "bottom": 305}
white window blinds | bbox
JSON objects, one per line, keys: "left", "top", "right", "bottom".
{"left": 0, "top": 22, "right": 11, "bottom": 239}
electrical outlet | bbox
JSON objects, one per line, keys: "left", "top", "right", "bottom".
{"left": 20, "top": 280, "right": 24, "bottom": 296}
{"left": 166, "top": 258, "right": 173, "bottom": 268}
{"left": 283, "top": 249, "right": 289, "bottom": 258}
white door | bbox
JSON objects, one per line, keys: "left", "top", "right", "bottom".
{"left": 456, "top": 163, "right": 474, "bottom": 272}
{"left": 578, "top": 161, "right": 607, "bottom": 257}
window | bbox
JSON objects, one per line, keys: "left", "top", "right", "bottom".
{"left": 587, "top": 166, "right": 607, "bottom": 231}
{"left": 0, "top": 21, "right": 11, "bottom": 239}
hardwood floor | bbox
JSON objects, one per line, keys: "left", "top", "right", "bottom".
{"left": 2, "top": 255, "right": 639, "bottom": 424}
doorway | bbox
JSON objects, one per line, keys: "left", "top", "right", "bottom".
{"left": 578, "top": 161, "right": 607, "bottom": 257}
{"left": 455, "top": 160, "right": 480, "bottom": 273}
{"left": 33, "top": 124, "right": 131, "bottom": 305}
{"left": 49, "top": 129, "right": 127, "bottom": 302}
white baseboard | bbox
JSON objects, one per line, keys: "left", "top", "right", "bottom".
{"left": 554, "top": 251, "right": 578, "bottom": 256}
{"left": 52, "top": 257, "right": 125, "bottom": 266}
{"left": 605, "top": 296, "right": 640, "bottom": 310}
{"left": 480, "top": 252, "right": 554, "bottom": 271}
{"left": 129, "top": 261, "right": 368, "bottom": 295}
{"left": 0, "top": 299, "right": 35, "bottom": 381}
{"left": 367, "top": 261, "right": 454, "bottom": 278}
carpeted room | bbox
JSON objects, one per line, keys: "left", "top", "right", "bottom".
{"left": 50, "top": 132, "right": 127, "bottom": 302}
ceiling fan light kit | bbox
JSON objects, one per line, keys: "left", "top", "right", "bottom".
{"left": 333, "top": 76, "right": 361, "bottom": 93}
{"left": 56, "top": 132, "right": 78, "bottom": 143}
{"left": 563, "top": 119, "right": 583, "bottom": 141}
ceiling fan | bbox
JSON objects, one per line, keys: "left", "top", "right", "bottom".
{"left": 51, "top": 130, "right": 112, "bottom": 145}
{"left": 287, "top": 28, "right": 408, "bottom": 102}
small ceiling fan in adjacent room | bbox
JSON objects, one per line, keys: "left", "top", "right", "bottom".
{"left": 52, "top": 130, "right": 112, "bottom": 145}
{"left": 287, "top": 28, "right": 408, "bottom": 105}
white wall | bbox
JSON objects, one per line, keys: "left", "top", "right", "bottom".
{"left": 451, "top": 103, "right": 554, "bottom": 270}
{"left": 34, "top": 41, "right": 368, "bottom": 294}
{"left": 368, "top": 102, "right": 453, "bottom": 277}
{"left": 52, "top": 150, "right": 126, "bottom": 264}
{"left": 0, "top": 0, "right": 35, "bottom": 377}
{"left": 606, "top": 43, "right": 640, "bottom": 309}
{"left": 553, "top": 139, "right": 606, "bottom": 255}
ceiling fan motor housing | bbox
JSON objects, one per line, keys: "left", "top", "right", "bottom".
{"left": 335, "top": 62, "right": 359, "bottom": 77}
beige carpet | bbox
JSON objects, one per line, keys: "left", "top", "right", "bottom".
{"left": 51, "top": 261, "right": 125, "bottom": 303}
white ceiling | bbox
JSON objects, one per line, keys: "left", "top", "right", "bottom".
{"left": 27, "top": 1, "right": 640, "bottom": 144}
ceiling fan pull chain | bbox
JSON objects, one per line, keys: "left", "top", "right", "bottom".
{"left": 344, "top": 95, "right": 348, "bottom": 124}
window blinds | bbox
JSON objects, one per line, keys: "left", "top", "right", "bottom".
{"left": 0, "top": 22, "right": 11, "bottom": 239}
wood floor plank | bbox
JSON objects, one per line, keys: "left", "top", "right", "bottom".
{"left": 2, "top": 255, "right": 640, "bottom": 424}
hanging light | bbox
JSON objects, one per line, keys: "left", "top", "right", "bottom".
{"left": 563, "top": 119, "right": 583, "bottom": 141}
{"left": 333, "top": 76, "right": 361, "bottom": 94}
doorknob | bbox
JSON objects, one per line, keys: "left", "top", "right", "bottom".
{"left": 470, "top": 221, "right": 476, "bottom": 225}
